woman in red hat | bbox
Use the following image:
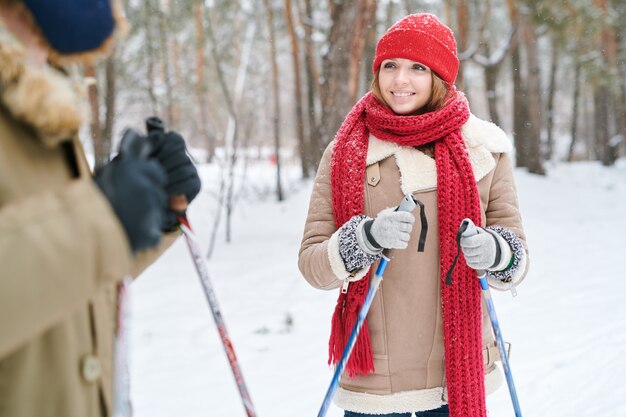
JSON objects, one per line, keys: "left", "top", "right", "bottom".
{"left": 299, "top": 13, "right": 528, "bottom": 417}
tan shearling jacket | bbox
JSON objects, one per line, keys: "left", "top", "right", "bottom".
{"left": 299, "top": 114, "right": 528, "bottom": 414}
{"left": 0, "top": 28, "right": 177, "bottom": 417}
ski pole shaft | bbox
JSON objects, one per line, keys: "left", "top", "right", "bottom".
{"left": 317, "top": 256, "right": 388, "bottom": 417}
{"left": 143, "top": 117, "right": 256, "bottom": 415}
{"left": 111, "top": 129, "right": 155, "bottom": 417}
{"left": 178, "top": 215, "right": 258, "bottom": 417}
{"left": 478, "top": 274, "right": 522, "bottom": 417}
{"left": 317, "top": 194, "right": 421, "bottom": 417}
{"left": 461, "top": 219, "right": 522, "bottom": 417}
{"left": 113, "top": 277, "right": 133, "bottom": 417}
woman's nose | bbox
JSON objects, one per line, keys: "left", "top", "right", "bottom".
{"left": 394, "top": 67, "right": 409, "bottom": 84}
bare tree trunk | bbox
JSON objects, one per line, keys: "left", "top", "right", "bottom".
{"left": 456, "top": 0, "right": 469, "bottom": 90}
{"left": 385, "top": 0, "right": 395, "bottom": 29}
{"left": 224, "top": 24, "right": 255, "bottom": 243}
{"left": 594, "top": 86, "right": 611, "bottom": 164}
{"left": 443, "top": 0, "right": 453, "bottom": 27}
{"left": 264, "top": 0, "right": 284, "bottom": 201}
{"left": 402, "top": 0, "right": 410, "bottom": 14}
{"left": 568, "top": 61, "right": 581, "bottom": 162}
{"left": 194, "top": 0, "right": 215, "bottom": 162}
{"left": 102, "top": 52, "right": 116, "bottom": 159}
{"left": 361, "top": 0, "right": 378, "bottom": 95}
{"left": 88, "top": 52, "right": 116, "bottom": 171}
{"left": 349, "top": 0, "right": 376, "bottom": 104}
{"left": 481, "top": 41, "right": 502, "bottom": 126}
{"left": 545, "top": 38, "right": 559, "bottom": 161}
{"left": 86, "top": 65, "right": 105, "bottom": 170}
{"left": 171, "top": 37, "right": 183, "bottom": 128}
{"left": 615, "top": 3, "right": 626, "bottom": 158}
{"left": 355, "top": 0, "right": 378, "bottom": 101}
{"left": 584, "top": 85, "right": 594, "bottom": 160}
{"left": 158, "top": 0, "right": 174, "bottom": 126}
{"left": 596, "top": 0, "right": 621, "bottom": 165}
{"left": 300, "top": 0, "right": 324, "bottom": 169}
{"left": 511, "top": 42, "right": 528, "bottom": 167}
{"left": 321, "top": 1, "right": 361, "bottom": 144}
{"left": 471, "top": 1, "right": 513, "bottom": 127}
{"left": 521, "top": 13, "right": 545, "bottom": 175}
{"left": 484, "top": 67, "right": 500, "bottom": 126}
{"left": 284, "top": 0, "right": 309, "bottom": 178}
{"left": 206, "top": 10, "right": 256, "bottom": 243}
{"left": 507, "top": 0, "right": 528, "bottom": 168}
{"left": 145, "top": 0, "right": 158, "bottom": 115}
{"left": 403, "top": 0, "right": 418, "bottom": 14}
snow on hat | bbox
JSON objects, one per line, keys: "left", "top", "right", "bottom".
{"left": 21, "top": 0, "right": 121, "bottom": 57}
{"left": 372, "top": 13, "right": 459, "bottom": 84}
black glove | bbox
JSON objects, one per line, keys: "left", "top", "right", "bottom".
{"left": 148, "top": 130, "right": 201, "bottom": 230}
{"left": 95, "top": 157, "right": 168, "bottom": 252}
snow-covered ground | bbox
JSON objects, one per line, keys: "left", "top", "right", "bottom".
{"left": 130, "top": 159, "right": 626, "bottom": 417}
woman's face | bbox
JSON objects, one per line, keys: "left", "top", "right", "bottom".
{"left": 378, "top": 58, "right": 433, "bottom": 115}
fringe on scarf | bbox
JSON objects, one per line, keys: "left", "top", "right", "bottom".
{"left": 328, "top": 291, "right": 375, "bottom": 377}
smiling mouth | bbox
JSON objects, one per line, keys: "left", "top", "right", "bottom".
{"left": 392, "top": 92, "right": 415, "bottom": 97}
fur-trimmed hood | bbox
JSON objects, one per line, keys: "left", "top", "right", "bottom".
{"left": 0, "top": 22, "right": 89, "bottom": 148}
{"left": 365, "top": 114, "right": 513, "bottom": 194}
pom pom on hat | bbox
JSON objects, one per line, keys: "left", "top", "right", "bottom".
{"left": 372, "top": 13, "right": 459, "bottom": 84}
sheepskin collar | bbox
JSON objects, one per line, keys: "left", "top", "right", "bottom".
{"left": 366, "top": 114, "right": 513, "bottom": 194}
{"left": 0, "top": 23, "right": 88, "bottom": 148}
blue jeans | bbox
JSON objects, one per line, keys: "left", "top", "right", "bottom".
{"left": 344, "top": 404, "right": 449, "bottom": 417}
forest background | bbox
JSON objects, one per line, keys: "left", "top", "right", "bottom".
{"left": 86, "top": 0, "right": 626, "bottom": 196}
{"left": 81, "top": 2, "right": 626, "bottom": 414}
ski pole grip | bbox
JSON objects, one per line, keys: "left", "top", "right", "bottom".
{"left": 461, "top": 218, "right": 479, "bottom": 238}
{"left": 395, "top": 193, "right": 428, "bottom": 253}
{"left": 460, "top": 218, "right": 487, "bottom": 277}
{"left": 396, "top": 193, "right": 417, "bottom": 213}
{"left": 146, "top": 116, "right": 165, "bottom": 133}
{"left": 145, "top": 116, "right": 189, "bottom": 213}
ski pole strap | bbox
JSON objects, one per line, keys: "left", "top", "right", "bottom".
{"left": 415, "top": 199, "right": 427, "bottom": 253}
{"left": 445, "top": 220, "right": 470, "bottom": 285}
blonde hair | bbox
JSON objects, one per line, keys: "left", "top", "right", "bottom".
{"left": 370, "top": 69, "right": 450, "bottom": 114}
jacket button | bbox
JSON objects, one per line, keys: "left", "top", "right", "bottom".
{"left": 81, "top": 355, "right": 102, "bottom": 383}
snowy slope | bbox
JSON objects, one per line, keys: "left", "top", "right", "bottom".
{"left": 130, "top": 159, "right": 626, "bottom": 417}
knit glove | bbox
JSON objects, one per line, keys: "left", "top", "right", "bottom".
{"left": 460, "top": 227, "right": 511, "bottom": 271}
{"left": 358, "top": 207, "right": 415, "bottom": 254}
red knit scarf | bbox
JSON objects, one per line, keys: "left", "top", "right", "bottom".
{"left": 329, "top": 91, "right": 486, "bottom": 417}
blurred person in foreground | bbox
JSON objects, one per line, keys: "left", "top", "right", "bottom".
{"left": 298, "top": 13, "right": 528, "bottom": 417}
{"left": 0, "top": 1, "right": 201, "bottom": 416}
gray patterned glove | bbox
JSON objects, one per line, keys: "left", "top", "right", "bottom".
{"left": 359, "top": 207, "right": 415, "bottom": 253}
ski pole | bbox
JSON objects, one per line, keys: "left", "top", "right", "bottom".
{"left": 317, "top": 194, "right": 426, "bottom": 417}
{"left": 460, "top": 219, "right": 523, "bottom": 417}
{"left": 177, "top": 215, "right": 258, "bottom": 417}
{"left": 113, "top": 277, "right": 133, "bottom": 417}
{"left": 146, "top": 117, "right": 258, "bottom": 417}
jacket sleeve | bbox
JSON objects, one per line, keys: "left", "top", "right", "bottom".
{"left": 0, "top": 178, "right": 132, "bottom": 358}
{"left": 484, "top": 152, "right": 529, "bottom": 290}
{"left": 130, "top": 229, "right": 180, "bottom": 278}
{"left": 298, "top": 142, "right": 368, "bottom": 290}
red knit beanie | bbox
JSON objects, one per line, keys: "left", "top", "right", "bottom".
{"left": 372, "top": 13, "right": 459, "bottom": 84}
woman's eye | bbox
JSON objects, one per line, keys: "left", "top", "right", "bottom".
{"left": 413, "top": 64, "right": 426, "bottom": 71}
{"left": 383, "top": 62, "right": 396, "bottom": 69}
